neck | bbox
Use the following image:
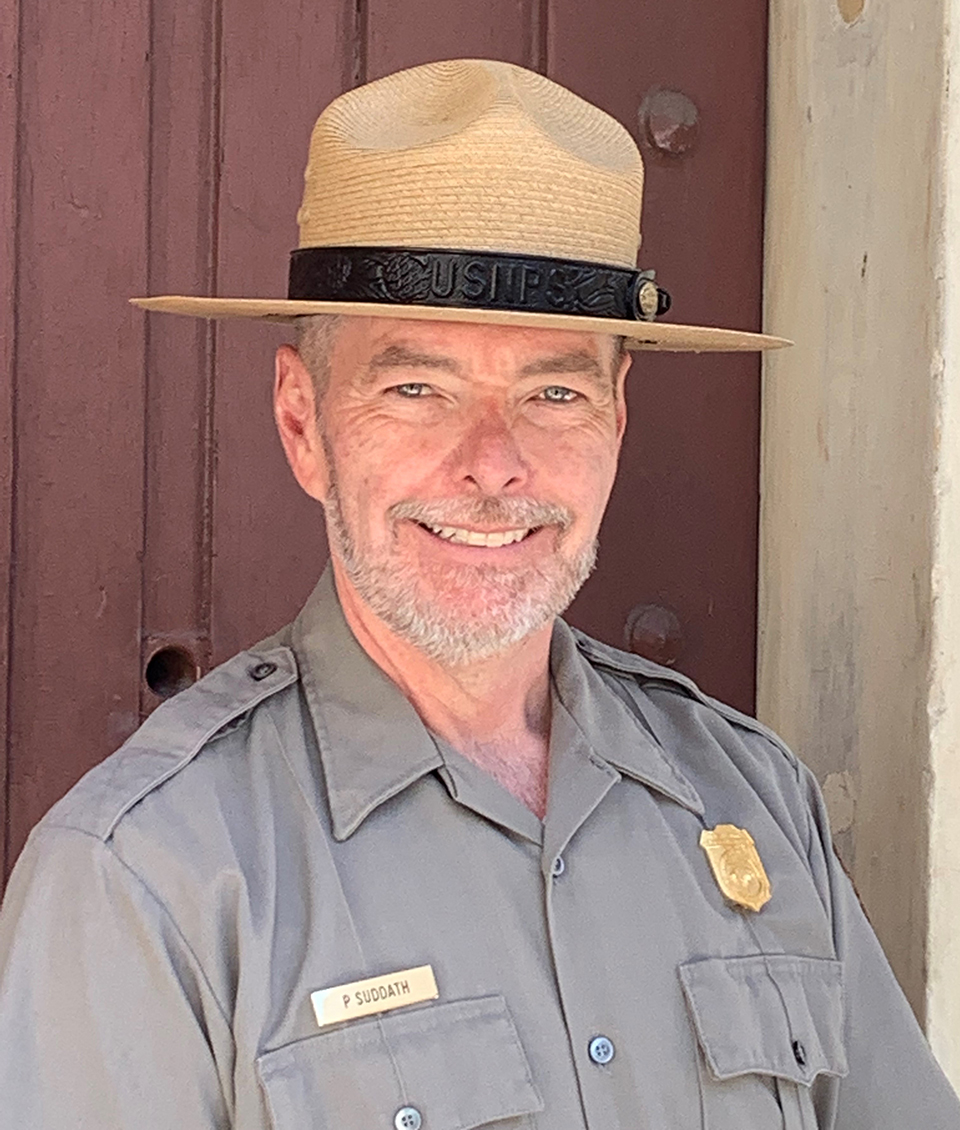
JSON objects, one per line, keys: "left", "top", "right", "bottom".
{"left": 331, "top": 560, "right": 553, "bottom": 818}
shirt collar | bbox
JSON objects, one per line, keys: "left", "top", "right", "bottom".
{"left": 292, "top": 566, "right": 443, "bottom": 841}
{"left": 548, "top": 618, "right": 704, "bottom": 816}
{"left": 292, "top": 566, "right": 702, "bottom": 842}
{"left": 433, "top": 740, "right": 544, "bottom": 845}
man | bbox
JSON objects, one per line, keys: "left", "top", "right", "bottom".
{"left": 0, "top": 59, "right": 957, "bottom": 1129}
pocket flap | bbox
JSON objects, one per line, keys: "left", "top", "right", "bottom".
{"left": 257, "top": 994, "right": 543, "bottom": 1130}
{"left": 679, "top": 954, "right": 848, "bottom": 1086}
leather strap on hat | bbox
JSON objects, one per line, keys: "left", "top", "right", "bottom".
{"left": 288, "top": 246, "right": 671, "bottom": 322}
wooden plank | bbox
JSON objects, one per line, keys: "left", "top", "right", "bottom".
{"left": 139, "top": 0, "right": 218, "bottom": 713}
{"left": 5, "top": 0, "right": 151, "bottom": 869}
{"left": 0, "top": 0, "right": 20, "bottom": 880}
{"left": 210, "top": 2, "right": 355, "bottom": 662}
{"left": 366, "top": 0, "right": 537, "bottom": 79}
{"left": 550, "top": 0, "right": 768, "bottom": 712}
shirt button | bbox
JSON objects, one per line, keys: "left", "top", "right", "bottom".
{"left": 792, "top": 1039, "right": 807, "bottom": 1067}
{"left": 588, "top": 1035, "right": 615, "bottom": 1065}
{"left": 394, "top": 1107, "right": 422, "bottom": 1130}
{"left": 551, "top": 856, "right": 566, "bottom": 877}
{"left": 250, "top": 661, "right": 277, "bottom": 681}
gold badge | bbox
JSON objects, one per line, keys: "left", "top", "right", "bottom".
{"left": 700, "top": 825, "right": 772, "bottom": 912}
{"left": 311, "top": 964, "right": 438, "bottom": 1028}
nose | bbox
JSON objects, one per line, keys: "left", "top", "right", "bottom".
{"left": 451, "top": 406, "right": 529, "bottom": 495}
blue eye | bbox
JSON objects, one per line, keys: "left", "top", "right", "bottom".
{"left": 394, "top": 382, "right": 430, "bottom": 397}
{"left": 540, "top": 386, "right": 578, "bottom": 403}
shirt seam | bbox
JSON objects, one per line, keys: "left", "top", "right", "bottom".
{"left": 38, "top": 823, "right": 236, "bottom": 1039}
{"left": 577, "top": 628, "right": 803, "bottom": 775}
{"left": 266, "top": 703, "right": 333, "bottom": 842}
{"left": 101, "top": 658, "right": 298, "bottom": 839}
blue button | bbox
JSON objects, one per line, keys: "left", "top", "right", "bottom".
{"left": 588, "top": 1035, "right": 615, "bottom": 1065}
{"left": 395, "top": 1108, "right": 422, "bottom": 1130}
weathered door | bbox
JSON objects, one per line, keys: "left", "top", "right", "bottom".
{"left": 0, "top": 0, "right": 767, "bottom": 885}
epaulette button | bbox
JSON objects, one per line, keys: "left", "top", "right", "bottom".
{"left": 250, "top": 661, "right": 278, "bottom": 681}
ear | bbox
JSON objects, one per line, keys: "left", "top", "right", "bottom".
{"left": 274, "top": 344, "right": 330, "bottom": 502}
{"left": 613, "top": 349, "right": 631, "bottom": 445}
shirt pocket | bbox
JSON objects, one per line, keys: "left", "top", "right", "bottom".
{"left": 678, "top": 954, "right": 849, "bottom": 1130}
{"left": 256, "top": 994, "right": 544, "bottom": 1130}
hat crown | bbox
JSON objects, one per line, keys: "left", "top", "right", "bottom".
{"left": 297, "top": 59, "right": 644, "bottom": 269}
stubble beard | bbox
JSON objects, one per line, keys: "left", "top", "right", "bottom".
{"left": 321, "top": 455, "right": 597, "bottom": 667}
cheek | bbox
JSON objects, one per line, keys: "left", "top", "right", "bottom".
{"left": 334, "top": 407, "right": 450, "bottom": 465}
{"left": 529, "top": 429, "right": 620, "bottom": 512}
{"left": 328, "top": 419, "right": 451, "bottom": 521}
{"left": 577, "top": 460, "right": 619, "bottom": 535}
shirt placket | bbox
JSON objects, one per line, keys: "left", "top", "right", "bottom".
{"left": 542, "top": 703, "right": 626, "bottom": 1130}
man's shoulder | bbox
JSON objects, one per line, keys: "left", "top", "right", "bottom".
{"left": 41, "top": 642, "right": 301, "bottom": 843}
{"left": 570, "top": 627, "right": 801, "bottom": 772}
{"left": 570, "top": 628, "right": 818, "bottom": 858}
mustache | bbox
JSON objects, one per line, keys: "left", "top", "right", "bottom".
{"left": 388, "top": 496, "right": 574, "bottom": 532}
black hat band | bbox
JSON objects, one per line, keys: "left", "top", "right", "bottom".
{"left": 288, "top": 246, "right": 671, "bottom": 322}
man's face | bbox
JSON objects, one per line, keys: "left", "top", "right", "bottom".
{"left": 277, "top": 316, "right": 630, "bottom": 664}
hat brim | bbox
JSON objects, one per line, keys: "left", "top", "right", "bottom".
{"left": 129, "top": 296, "right": 791, "bottom": 352}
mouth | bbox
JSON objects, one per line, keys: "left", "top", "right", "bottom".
{"left": 416, "top": 522, "right": 539, "bottom": 548}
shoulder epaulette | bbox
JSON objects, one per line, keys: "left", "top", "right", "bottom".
{"left": 572, "top": 628, "right": 797, "bottom": 767}
{"left": 43, "top": 646, "right": 299, "bottom": 841}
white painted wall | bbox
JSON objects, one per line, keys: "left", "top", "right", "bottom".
{"left": 926, "top": 0, "right": 960, "bottom": 1078}
{"left": 761, "top": 0, "right": 960, "bottom": 1082}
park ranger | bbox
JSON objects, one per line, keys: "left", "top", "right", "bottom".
{"left": 1, "top": 59, "right": 958, "bottom": 1130}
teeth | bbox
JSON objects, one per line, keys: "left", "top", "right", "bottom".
{"left": 425, "top": 524, "right": 531, "bottom": 547}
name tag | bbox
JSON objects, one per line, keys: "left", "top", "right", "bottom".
{"left": 311, "top": 964, "right": 439, "bottom": 1028}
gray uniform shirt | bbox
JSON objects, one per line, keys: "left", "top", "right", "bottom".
{"left": 1, "top": 569, "right": 958, "bottom": 1130}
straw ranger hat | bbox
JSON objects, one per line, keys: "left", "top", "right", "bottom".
{"left": 132, "top": 59, "right": 788, "bottom": 352}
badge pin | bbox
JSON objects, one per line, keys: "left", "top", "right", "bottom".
{"left": 699, "top": 824, "right": 772, "bottom": 912}
{"left": 311, "top": 964, "right": 438, "bottom": 1028}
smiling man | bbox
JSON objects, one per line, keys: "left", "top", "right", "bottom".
{"left": 276, "top": 318, "right": 628, "bottom": 818}
{"left": 1, "top": 58, "right": 958, "bottom": 1130}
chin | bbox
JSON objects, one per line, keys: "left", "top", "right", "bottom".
{"left": 388, "top": 597, "right": 555, "bottom": 666}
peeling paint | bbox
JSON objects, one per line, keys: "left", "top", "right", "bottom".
{"left": 822, "top": 770, "right": 857, "bottom": 833}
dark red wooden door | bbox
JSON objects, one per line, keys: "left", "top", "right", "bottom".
{"left": 0, "top": 0, "right": 766, "bottom": 884}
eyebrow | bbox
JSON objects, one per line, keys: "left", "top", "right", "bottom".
{"left": 518, "top": 351, "right": 607, "bottom": 385}
{"left": 363, "top": 344, "right": 608, "bottom": 386}
{"left": 364, "top": 344, "right": 461, "bottom": 381}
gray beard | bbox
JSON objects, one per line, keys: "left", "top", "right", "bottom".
{"left": 321, "top": 460, "right": 596, "bottom": 666}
